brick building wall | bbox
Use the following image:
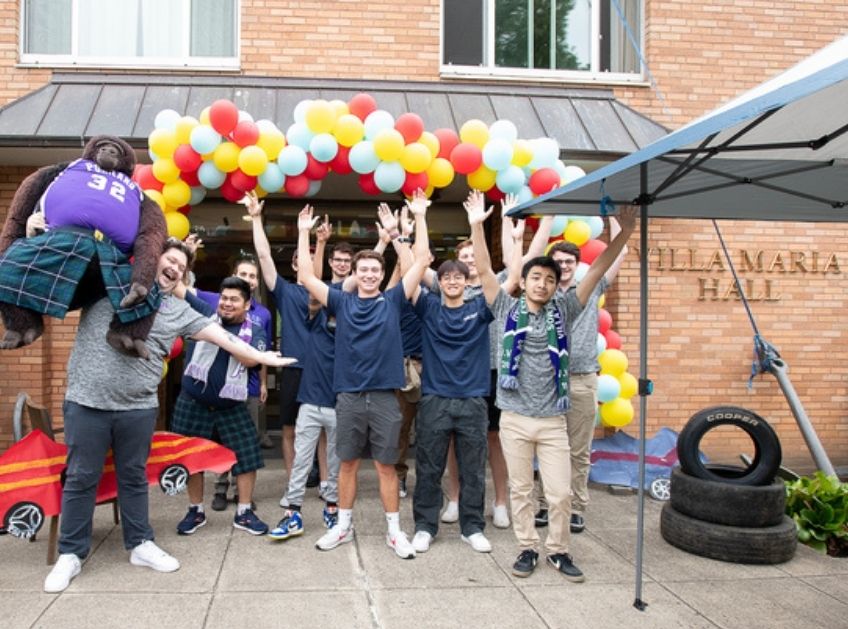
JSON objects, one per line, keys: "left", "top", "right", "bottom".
{"left": 0, "top": 1, "right": 846, "bottom": 468}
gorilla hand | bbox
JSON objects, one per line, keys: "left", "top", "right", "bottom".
{"left": 120, "top": 282, "right": 149, "bottom": 308}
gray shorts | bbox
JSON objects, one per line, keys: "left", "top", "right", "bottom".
{"left": 335, "top": 391, "right": 402, "bottom": 464}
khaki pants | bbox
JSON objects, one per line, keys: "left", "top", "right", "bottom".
{"left": 566, "top": 373, "right": 598, "bottom": 513}
{"left": 499, "top": 410, "right": 572, "bottom": 555}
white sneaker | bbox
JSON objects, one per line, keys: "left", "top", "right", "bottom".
{"left": 44, "top": 553, "right": 81, "bottom": 593}
{"left": 462, "top": 532, "right": 493, "bottom": 553}
{"left": 130, "top": 540, "right": 180, "bottom": 572}
{"left": 492, "top": 503, "right": 510, "bottom": 529}
{"left": 316, "top": 524, "right": 354, "bottom": 551}
{"left": 440, "top": 501, "right": 459, "bottom": 523}
{"left": 386, "top": 531, "right": 416, "bottom": 559}
{"left": 412, "top": 530, "right": 432, "bottom": 553}
{"left": 279, "top": 495, "right": 290, "bottom": 508}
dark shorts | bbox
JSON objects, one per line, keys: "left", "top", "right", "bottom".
{"left": 171, "top": 393, "right": 264, "bottom": 476}
{"left": 335, "top": 391, "right": 402, "bottom": 464}
{"left": 486, "top": 369, "right": 502, "bottom": 432}
{"left": 278, "top": 366, "right": 303, "bottom": 427}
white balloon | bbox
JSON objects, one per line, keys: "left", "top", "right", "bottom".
{"left": 364, "top": 110, "right": 395, "bottom": 140}
{"left": 237, "top": 110, "right": 254, "bottom": 123}
{"left": 293, "top": 100, "right": 312, "bottom": 125}
{"left": 574, "top": 261, "right": 590, "bottom": 283}
{"left": 588, "top": 216, "right": 605, "bottom": 239}
{"left": 562, "top": 165, "right": 586, "bottom": 184}
{"left": 596, "top": 333, "right": 608, "bottom": 354}
{"left": 154, "top": 109, "right": 181, "bottom": 131}
{"left": 489, "top": 119, "right": 518, "bottom": 144}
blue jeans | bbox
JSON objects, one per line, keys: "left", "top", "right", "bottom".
{"left": 59, "top": 401, "right": 157, "bottom": 558}
{"left": 413, "top": 395, "right": 488, "bottom": 537}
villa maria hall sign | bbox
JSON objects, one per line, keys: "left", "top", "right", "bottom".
{"left": 633, "top": 247, "right": 842, "bottom": 301}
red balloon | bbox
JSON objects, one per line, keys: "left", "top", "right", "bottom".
{"left": 580, "top": 239, "right": 608, "bottom": 265}
{"left": 133, "top": 164, "right": 163, "bottom": 191}
{"left": 285, "top": 173, "right": 310, "bottom": 197}
{"left": 209, "top": 99, "right": 240, "bottom": 136}
{"left": 434, "top": 128, "right": 459, "bottom": 159}
{"left": 220, "top": 179, "right": 244, "bottom": 203}
{"left": 450, "top": 142, "right": 483, "bottom": 175}
{"left": 173, "top": 144, "right": 203, "bottom": 172}
{"left": 598, "top": 308, "right": 613, "bottom": 334}
{"left": 177, "top": 205, "right": 192, "bottom": 216}
{"left": 180, "top": 168, "right": 200, "bottom": 187}
{"left": 348, "top": 93, "right": 378, "bottom": 121}
{"left": 304, "top": 154, "right": 330, "bottom": 180}
{"left": 529, "top": 167, "right": 561, "bottom": 196}
{"left": 229, "top": 169, "right": 257, "bottom": 192}
{"left": 232, "top": 120, "right": 260, "bottom": 147}
{"left": 486, "top": 186, "right": 506, "bottom": 202}
{"left": 604, "top": 329, "right": 622, "bottom": 350}
{"left": 402, "top": 171, "right": 429, "bottom": 197}
{"left": 358, "top": 172, "right": 380, "bottom": 195}
{"left": 395, "top": 113, "right": 425, "bottom": 143}
{"left": 524, "top": 216, "right": 540, "bottom": 232}
{"left": 168, "top": 337, "right": 184, "bottom": 360}
{"left": 330, "top": 145, "right": 352, "bottom": 174}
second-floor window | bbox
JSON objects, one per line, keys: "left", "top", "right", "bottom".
{"left": 21, "top": 0, "right": 238, "bottom": 69}
{"left": 442, "top": 0, "right": 642, "bottom": 81}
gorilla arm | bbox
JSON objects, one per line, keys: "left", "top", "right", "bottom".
{"left": 0, "top": 163, "right": 66, "bottom": 254}
{"left": 119, "top": 196, "right": 167, "bottom": 308}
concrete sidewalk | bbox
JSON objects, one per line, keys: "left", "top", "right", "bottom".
{"left": 3, "top": 463, "right": 847, "bottom": 629}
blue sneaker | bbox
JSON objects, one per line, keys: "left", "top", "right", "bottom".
{"left": 268, "top": 511, "right": 304, "bottom": 541}
{"left": 177, "top": 506, "right": 206, "bottom": 535}
{"left": 323, "top": 505, "right": 338, "bottom": 529}
{"left": 233, "top": 508, "right": 268, "bottom": 536}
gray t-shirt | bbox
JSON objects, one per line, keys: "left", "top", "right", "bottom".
{"left": 66, "top": 295, "right": 210, "bottom": 410}
{"left": 566, "top": 276, "right": 608, "bottom": 374}
{"left": 492, "top": 288, "right": 583, "bottom": 417}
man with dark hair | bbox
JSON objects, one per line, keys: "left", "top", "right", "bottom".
{"left": 473, "top": 188, "right": 637, "bottom": 583}
{"left": 171, "top": 276, "right": 273, "bottom": 537}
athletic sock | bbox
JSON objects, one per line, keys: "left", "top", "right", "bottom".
{"left": 386, "top": 512, "right": 401, "bottom": 536}
{"left": 339, "top": 508, "right": 353, "bottom": 530}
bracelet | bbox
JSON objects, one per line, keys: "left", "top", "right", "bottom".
{"left": 396, "top": 236, "right": 411, "bottom": 243}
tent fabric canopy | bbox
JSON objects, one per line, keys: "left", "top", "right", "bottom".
{"left": 510, "top": 35, "right": 848, "bottom": 222}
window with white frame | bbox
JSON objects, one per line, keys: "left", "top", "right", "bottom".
{"left": 442, "top": 0, "right": 642, "bottom": 81}
{"left": 21, "top": 0, "right": 238, "bottom": 69}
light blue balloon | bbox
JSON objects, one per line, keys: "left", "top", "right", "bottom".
{"left": 349, "top": 141, "right": 380, "bottom": 174}
{"left": 278, "top": 145, "right": 308, "bottom": 176}
{"left": 286, "top": 123, "right": 315, "bottom": 151}
{"left": 198, "top": 162, "right": 226, "bottom": 189}
{"left": 293, "top": 99, "right": 312, "bottom": 125}
{"left": 374, "top": 161, "right": 405, "bottom": 193}
{"left": 517, "top": 185, "right": 534, "bottom": 204}
{"left": 483, "top": 139, "right": 514, "bottom": 171}
{"left": 364, "top": 110, "right": 395, "bottom": 140}
{"left": 588, "top": 216, "right": 604, "bottom": 239}
{"left": 190, "top": 125, "right": 222, "bottom": 155}
{"left": 188, "top": 186, "right": 207, "bottom": 205}
{"left": 554, "top": 159, "right": 568, "bottom": 180}
{"left": 148, "top": 149, "right": 159, "bottom": 162}
{"left": 258, "top": 162, "right": 285, "bottom": 192}
{"left": 529, "top": 138, "right": 559, "bottom": 169}
{"left": 309, "top": 133, "right": 339, "bottom": 163}
{"left": 495, "top": 165, "right": 525, "bottom": 194}
{"left": 597, "top": 374, "right": 621, "bottom": 403}
{"left": 306, "top": 179, "right": 322, "bottom": 197}
{"left": 551, "top": 215, "right": 568, "bottom": 235}
{"left": 574, "top": 261, "right": 589, "bottom": 283}
{"left": 489, "top": 119, "right": 518, "bottom": 144}
{"left": 154, "top": 108, "right": 181, "bottom": 131}
{"left": 596, "top": 332, "right": 607, "bottom": 355}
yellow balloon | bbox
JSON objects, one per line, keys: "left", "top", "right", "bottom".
{"left": 161, "top": 359, "right": 169, "bottom": 380}
{"left": 373, "top": 129, "right": 405, "bottom": 162}
{"left": 165, "top": 211, "right": 190, "bottom": 240}
{"left": 329, "top": 99, "right": 349, "bottom": 118}
{"left": 333, "top": 114, "right": 365, "bottom": 147}
{"left": 213, "top": 141, "right": 241, "bottom": 173}
{"left": 254, "top": 185, "right": 268, "bottom": 199}
{"left": 144, "top": 189, "right": 167, "bottom": 212}
{"left": 512, "top": 139, "right": 533, "bottom": 167}
{"left": 423, "top": 184, "right": 435, "bottom": 198}
{"left": 564, "top": 219, "right": 591, "bottom": 246}
{"left": 174, "top": 116, "right": 199, "bottom": 145}
{"left": 238, "top": 145, "right": 269, "bottom": 176}
{"left": 460, "top": 119, "right": 489, "bottom": 149}
{"left": 400, "top": 142, "right": 432, "bottom": 174}
{"left": 600, "top": 397, "right": 634, "bottom": 427}
{"left": 466, "top": 165, "right": 497, "bottom": 191}
{"left": 199, "top": 106, "right": 211, "bottom": 126}
{"left": 419, "top": 131, "right": 440, "bottom": 158}
{"left": 256, "top": 129, "right": 286, "bottom": 161}
{"left": 162, "top": 179, "right": 191, "bottom": 208}
{"left": 152, "top": 158, "right": 181, "bottom": 184}
{"left": 148, "top": 128, "right": 178, "bottom": 158}
{"left": 598, "top": 294, "right": 606, "bottom": 309}
{"left": 618, "top": 372, "right": 638, "bottom": 399}
{"left": 427, "top": 157, "right": 455, "bottom": 188}
{"left": 305, "top": 99, "right": 336, "bottom": 134}
{"left": 598, "top": 349, "right": 628, "bottom": 377}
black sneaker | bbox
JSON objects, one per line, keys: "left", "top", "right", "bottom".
{"left": 177, "top": 506, "right": 206, "bottom": 535}
{"left": 547, "top": 553, "right": 585, "bottom": 582}
{"left": 512, "top": 549, "right": 539, "bottom": 578}
{"left": 211, "top": 493, "right": 228, "bottom": 512}
{"left": 534, "top": 508, "right": 548, "bottom": 528}
{"left": 398, "top": 479, "right": 408, "bottom": 498}
{"left": 570, "top": 513, "right": 585, "bottom": 533}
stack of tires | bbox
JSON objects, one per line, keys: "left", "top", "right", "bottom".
{"left": 660, "top": 406, "right": 797, "bottom": 564}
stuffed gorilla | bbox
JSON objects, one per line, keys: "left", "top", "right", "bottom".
{"left": 0, "top": 135, "right": 167, "bottom": 358}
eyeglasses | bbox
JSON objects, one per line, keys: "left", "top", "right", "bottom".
{"left": 331, "top": 258, "right": 352, "bottom": 264}
{"left": 556, "top": 259, "right": 577, "bottom": 266}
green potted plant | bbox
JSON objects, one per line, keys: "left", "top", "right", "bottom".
{"left": 785, "top": 472, "right": 848, "bottom": 557}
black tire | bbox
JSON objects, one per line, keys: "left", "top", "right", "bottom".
{"left": 159, "top": 464, "right": 189, "bottom": 496}
{"left": 660, "top": 503, "right": 797, "bottom": 564}
{"left": 3, "top": 501, "right": 45, "bottom": 539}
{"left": 670, "top": 466, "right": 786, "bottom": 527}
{"left": 677, "top": 406, "right": 781, "bottom": 485}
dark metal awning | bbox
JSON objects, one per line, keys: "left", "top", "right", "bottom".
{"left": 0, "top": 72, "right": 666, "bottom": 167}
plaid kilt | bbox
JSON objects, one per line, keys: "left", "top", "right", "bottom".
{"left": 171, "top": 393, "right": 264, "bottom": 476}
{"left": 0, "top": 228, "right": 160, "bottom": 323}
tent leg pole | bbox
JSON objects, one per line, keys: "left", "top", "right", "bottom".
{"left": 768, "top": 359, "right": 837, "bottom": 477}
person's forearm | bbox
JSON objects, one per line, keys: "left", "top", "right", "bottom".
{"left": 470, "top": 221, "right": 492, "bottom": 276}
{"left": 413, "top": 213, "right": 429, "bottom": 266}
{"left": 297, "top": 225, "right": 315, "bottom": 284}
{"left": 524, "top": 216, "right": 553, "bottom": 261}
{"left": 313, "top": 238, "right": 326, "bottom": 279}
{"left": 252, "top": 216, "right": 277, "bottom": 289}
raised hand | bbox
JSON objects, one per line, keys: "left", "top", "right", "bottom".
{"left": 463, "top": 189, "right": 493, "bottom": 226}
{"left": 399, "top": 205, "right": 415, "bottom": 237}
{"left": 240, "top": 190, "right": 264, "bottom": 218}
{"left": 501, "top": 193, "right": 519, "bottom": 216}
{"left": 184, "top": 233, "right": 203, "bottom": 255}
{"left": 618, "top": 204, "right": 639, "bottom": 231}
{"left": 297, "top": 204, "right": 318, "bottom": 232}
{"left": 511, "top": 217, "right": 526, "bottom": 243}
{"left": 375, "top": 222, "right": 391, "bottom": 245}
{"left": 315, "top": 214, "right": 332, "bottom": 242}
{"left": 405, "top": 188, "right": 431, "bottom": 216}
{"left": 377, "top": 202, "right": 400, "bottom": 234}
